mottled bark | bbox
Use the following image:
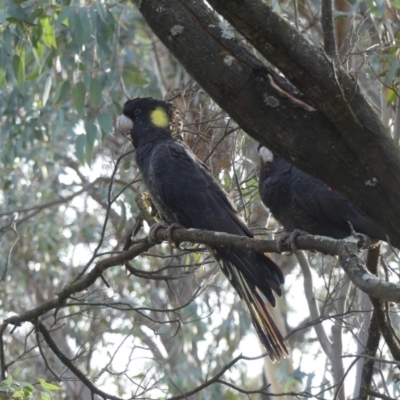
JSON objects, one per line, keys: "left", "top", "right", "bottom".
{"left": 135, "top": 0, "right": 400, "bottom": 248}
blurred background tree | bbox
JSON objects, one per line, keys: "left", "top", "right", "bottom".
{"left": 0, "top": 0, "right": 399, "bottom": 399}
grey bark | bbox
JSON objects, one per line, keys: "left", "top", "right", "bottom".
{"left": 135, "top": 0, "right": 400, "bottom": 248}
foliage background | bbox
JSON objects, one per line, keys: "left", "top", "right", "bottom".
{"left": 0, "top": 0, "right": 399, "bottom": 399}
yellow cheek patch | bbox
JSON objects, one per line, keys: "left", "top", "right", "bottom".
{"left": 150, "top": 107, "right": 169, "bottom": 128}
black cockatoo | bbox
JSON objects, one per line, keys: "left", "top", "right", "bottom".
{"left": 258, "top": 145, "right": 387, "bottom": 245}
{"left": 116, "top": 98, "right": 288, "bottom": 362}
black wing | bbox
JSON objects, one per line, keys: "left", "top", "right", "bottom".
{"left": 145, "top": 142, "right": 288, "bottom": 361}
{"left": 147, "top": 142, "right": 252, "bottom": 235}
{"left": 290, "top": 169, "right": 386, "bottom": 240}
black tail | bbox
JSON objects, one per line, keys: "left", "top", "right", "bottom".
{"left": 211, "top": 246, "right": 289, "bottom": 362}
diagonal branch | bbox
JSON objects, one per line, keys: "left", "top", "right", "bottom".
{"left": 37, "top": 321, "right": 125, "bottom": 400}
{"left": 136, "top": 0, "right": 400, "bottom": 247}
{"left": 321, "top": 0, "right": 339, "bottom": 61}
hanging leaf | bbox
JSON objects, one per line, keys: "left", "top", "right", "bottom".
{"left": 5, "top": 0, "right": 33, "bottom": 25}
{"left": 42, "top": 75, "right": 52, "bottom": 106}
{"left": 79, "top": 8, "right": 92, "bottom": 43}
{"left": 117, "top": 200, "right": 127, "bottom": 234}
{"left": 72, "top": 81, "right": 86, "bottom": 114}
{"left": 39, "top": 16, "right": 57, "bottom": 48}
{"left": 123, "top": 68, "right": 149, "bottom": 86}
{"left": 85, "top": 120, "right": 97, "bottom": 165}
{"left": 69, "top": 10, "right": 84, "bottom": 47}
{"left": 54, "top": 80, "right": 71, "bottom": 105}
{"left": 0, "top": 69, "right": 6, "bottom": 88}
{"left": 97, "top": 111, "right": 112, "bottom": 137}
{"left": 386, "top": 88, "right": 397, "bottom": 104}
{"left": 55, "top": 6, "right": 71, "bottom": 27}
{"left": 38, "top": 378, "right": 61, "bottom": 391}
{"left": 12, "top": 54, "right": 25, "bottom": 88}
{"left": 89, "top": 78, "right": 102, "bottom": 106}
{"left": 75, "top": 133, "right": 86, "bottom": 165}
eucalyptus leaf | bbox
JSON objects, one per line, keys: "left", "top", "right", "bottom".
{"left": 89, "top": 78, "right": 102, "bottom": 106}
{"left": 54, "top": 80, "right": 70, "bottom": 105}
{"left": 75, "top": 133, "right": 86, "bottom": 164}
{"left": 123, "top": 69, "right": 149, "bottom": 87}
{"left": 42, "top": 75, "right": 52, "bottom": 106}
{"left": 12, "top": 54, "right": 24, "bottom": 88}
{"left": 72, "top": 81, "right": 86, "bottom": 114}
{"left": 85, "top": 120, "right": 97, "bottom": 165}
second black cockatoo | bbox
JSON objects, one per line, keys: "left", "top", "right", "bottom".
{"left": 117, "top": 98, "right": 288, "bottom": 362}
{"left": 258, "top": 145, "right": 387, "bottom": 243}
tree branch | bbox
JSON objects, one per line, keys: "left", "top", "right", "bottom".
{"left": 1, "top": 227, "right": 396, "bottom": 338}
{"left": 296, "top": 252, "right": 333, "bottom": 357}
{"left": 370, "top": 297, "right": 400, "bottom": 361}
{"left": 135, "top": 0, "right": 400, "bottom": 247}
{"left": 37, "top": 321, "right": 125, "bottom": 400}
{"left": 321, "top": 0, "right": 339, "bottom": 61}
{"left": 359, "top": 310, "right": 381, "bottom": 400}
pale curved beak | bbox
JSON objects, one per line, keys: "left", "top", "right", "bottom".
{"left": 258, "top": 146, "right": 274, "bottom": 164}
{"left": 117, "top": 114, "right": 134, "bottom": 139}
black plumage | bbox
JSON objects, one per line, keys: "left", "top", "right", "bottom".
{"left": 258, "top": 145, "right": 387, "bottom": 241}
{"left": 117, "top": 98, "right": 288, "bottom": 362}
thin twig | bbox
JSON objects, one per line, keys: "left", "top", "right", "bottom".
{"left": 37, "top": 321, "right": 124, "bottom": 400}
{"left": 1, "top": 215, "right": 19, "bottom": 281}
{"left": 342, "top": 354, "right": 400, "bottom": 366}
{"left": 74, "top": 149, "right": 136, "bottom": 280}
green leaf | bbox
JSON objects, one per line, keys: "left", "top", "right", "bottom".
{"left": 79, "top": 8, "right": 91, "bottom": 43}
{"left": 69, "top": 10, "right": 84, "bottom": 47}
{"left": 5, "top": 374, "right": 12, "bottom": 387}
{"left": 12, "top": 390, "right": 24, "bottom": 398}
{"left": 12, "top": 53, "right": 25, "bottom": 88}
{"left": 85, "top": 121, "right": 97, "bottom": 165}
{"left": 55, "top": 6, "right": 71, "bottom": 27}
{"left": 75, "top": 134, "right": 86, "bottom": 165}
{"left": 0, "top": 69, "right": 6, "bottom": 88}
{"left": 29, "top": 8, "right": 44, "bottom": 22}
{"left": 89, "top": 78, "right": 102, "bottom": 106}
{"left": 39, "top": 392, "right": 51, "bottom": 400}
{"left": 26, "top": 67, "right": 40, "bottom": 81}
{"left": 386, "top": 88, "right": 397, "bottom": 104}
{"left": 16, "top": 382, "right": 36, "bottom": 393}
{"left": 38, "top": 378, "right": 60, "bottom": 391}
{"left": 42, "top": 75, "right": 52, "bottom": 107}
{"left": 113, "top": 100, "right": 122, "bottom": 115}
{"left": 392, "top": 0, "right": 400, "bottom": 7}
{"left": 117, "top": 200, "right": 127, "bottom": 234}
{"left": 97, "top": 112, "right": 112, "bottom": 137}
{"left": 54, "top": 80, "right": 70, "bottom": 105}
{"left": 32, "top": 40, "right": 44, "bottom": 59}
{"left": 5, "top": 0, "right": 32, "bottom": 25}
{"left": 123, "top": 68, "right": 149, "bottom": 86}
{"left": 72, "top": 82, "right": 86, "bottom": 114}
{"left": 39, "top": 16, "right": 57, "bottom": 48}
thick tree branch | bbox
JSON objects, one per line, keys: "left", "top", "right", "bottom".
{"left": 135, "top": 0, "right": 400, "bottom": 247}
{"left": 206, "top": 0, "right": 400, "bottom": 246}
{"left": 321, "top": 0, "right": 339, "bottom": 61}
